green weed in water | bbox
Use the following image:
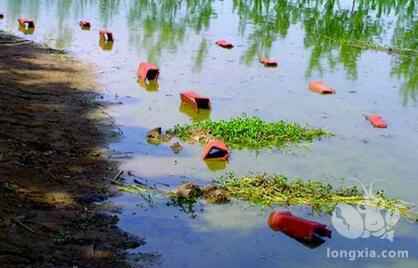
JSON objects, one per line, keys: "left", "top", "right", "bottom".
{"left": 171, "top": 116, "right": 332, "bottom": 149}
{"left": 215, "top": 173, "right": 417, "bottom": 219}
{"left": 116, "top": 173, "right": 418, "bottom": 221}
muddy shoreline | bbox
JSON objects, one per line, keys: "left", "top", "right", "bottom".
{"left": 0, "top": 32, "right": 140, "bottom": 267}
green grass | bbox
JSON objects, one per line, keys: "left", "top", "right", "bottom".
{"left": 171, "top": 116, "right": 332, "bottom": 149}
{"left": 215, "top": 173, "right": 417, "bottom": 219}
{"left": 116, "top": 172, "right": 417, "bottom": 221}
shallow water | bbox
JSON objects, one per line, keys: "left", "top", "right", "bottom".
{"left": 1, "top": 0, "right": 417, "bottom": 267}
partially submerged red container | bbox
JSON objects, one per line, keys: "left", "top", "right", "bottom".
{"left": 215, "top": 40, "right": 234, "bottom": 49}
{"left": 309, "top": 80, "right": 335, "bottom": 94}
{"left": 202, "top": 140, "right": 229, "bottom": 161}
{"left": 137, "top": 63, "right": 159, "bottom": 82}
{"left": 18, "top": 18, "right": 35, "bottom": 29}
{"left": 180, "top": 90, "right": 211, "bottom": 110}
{"left": 367, "top": 114, "right": 387, "bottom": 128}
{"left": 268, "top": 211, "right": 331, "bottom": 241}
{"left": 260, "top": 58, "right": 278, "bottom": 67}
{"left": 79, "top": 20, "right": 91, "bottom": 30}
{"left": 99, "top": 30, "right": 113, "bottom": 42}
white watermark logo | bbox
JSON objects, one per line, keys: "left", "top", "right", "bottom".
{"left": 331, "top": 181, "right": 400, "bottom": 241}
{"left": 326, "top": 248, "right": 409, "bottom": 261}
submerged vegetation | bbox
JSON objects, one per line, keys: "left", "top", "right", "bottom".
{"left": 215, "top": 174, "right": 417, "bottom": 220}
{"left": 116, "top": 172, "right": 417, "bottom": 221}
{"left": 171, "top": 116, "right": 332, "bottom": 149}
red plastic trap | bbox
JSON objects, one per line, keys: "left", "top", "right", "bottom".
{"left": 309, "top": 80, "right": 335, "bottom": 94}
{"left": 202, "top": 140, "right": 229, "bottom": 161}
{"left": 137, "top": 63, "right": 159, "bottom": 82}
{"left": 268, "top": 211, "right": 332, "bottom": 241}
{"left": 215, "top": 40, "right": 234, "bottom": 49}
{"left": 180, "top": 90, "right": 211, "bottom": 110}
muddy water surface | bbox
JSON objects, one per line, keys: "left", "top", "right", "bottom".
{"left": 1, "top": 0, "right": 417, "bottom": 267}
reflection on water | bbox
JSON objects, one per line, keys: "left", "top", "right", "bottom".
{"left": 1, "top": 0, "right": 418, "bottom": 267}
{"left": 18, "top": 24, "right": 34, "bottom": 35}
{"left": 391, "top": 15, "right": 418, "bottom": 105}
{"left": 179, "top": 102, "right": 211, "bottom": 121}
{"left": 204, "top": 159, "right": 228, "bottom": 171}
{"left": 2, "top": 0, "right": 417, "bottom": 96}
{"left": 99, "top": 38, "right": 114, "bottom": 51}
{"left": 115, "top": 194, "right": 418, "bottom": 268}
{"left": 127, "top": 0, "right": 214, "bottom": 64}
{"left": 193, "top": 37, "right": 209, "bottom": 72}
{"left": 192, "top": 202, "right": 265, "bottom": 231}
{"left": 139, "top": 79, "right": 160, "bottom": 92}
{"left": 234, "top": 0, "right": 418, "bottom": 93}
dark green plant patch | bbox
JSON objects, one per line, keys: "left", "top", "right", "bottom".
{"left": 170, "top": 115, "right": 332, "bottom": 149}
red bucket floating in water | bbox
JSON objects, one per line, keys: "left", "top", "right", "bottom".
{"left": 180, "top": 90, "right": 211, "bottom": 111}
{"left": 268, "top": 211, "right": 331, "bottom": 248}
{"left": 366, "top": 114, "right": 387, "bottom": 128}
{"left": 18, "top": 18, "right": 35, "bottom": 29}
{"left": 260, "top": 58, "right": 278, "bottom": 67}
{"left": 215, "top": 39, "right": 234, "bottom": 49}
{"left": 202, "top": 140, "right": 229, "bottom": 161}
{"left": 99, "top": 30, "right": 113, "bottom": 42}
{"left": 309, "top": 80, "right": 335, "bottom": 95}
{"left": 79, "top": 20, "right": 91, "bottom": 30}
{"left": 137, "top": 63, "right": 159, "bottom": 82}
{"left": 18, "top": 18, "right": 35, "bottom": 35}
{"left": 99, "top": 30, "right": 114, "bottom": 50}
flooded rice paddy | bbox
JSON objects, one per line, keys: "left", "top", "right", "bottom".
{"left": 1, "top": 0, "right": 417, "bottom": 267}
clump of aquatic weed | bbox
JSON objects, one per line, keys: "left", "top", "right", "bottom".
{"left": 171, "top": 115, "right": 332, "bottom": 149}
{"left": 215, "top": 173, "right": 417, "bottom": 220}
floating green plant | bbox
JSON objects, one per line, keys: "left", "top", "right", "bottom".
{"left": 115, "top": 172, "right": 417, "bottom": 222}
{"left": 215, "top": 173, "right": 417, "bottom": 220}
{"left": 170, "top": 116, "right": 332, "bottom": 149}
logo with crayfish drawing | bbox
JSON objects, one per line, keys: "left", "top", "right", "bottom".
{"left": 331, "top": 181, "right": 400, "bottom": 242}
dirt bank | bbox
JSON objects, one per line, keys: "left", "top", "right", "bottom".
{"left": 0, "top": 32, "right": 140, "bottom": 268}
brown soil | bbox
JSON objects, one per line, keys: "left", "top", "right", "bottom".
{"left": 0, "top": 32, "right": 141, "bottom": 268}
